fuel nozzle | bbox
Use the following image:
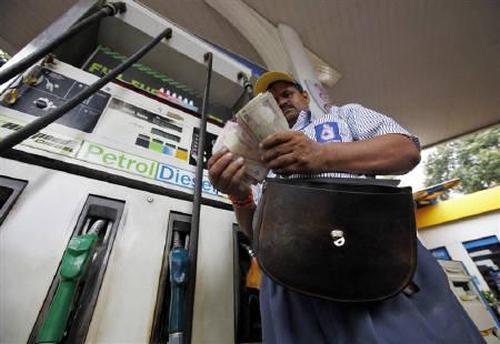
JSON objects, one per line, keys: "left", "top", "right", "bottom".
{"left": 37, "top": 219, "right": 105, "bottom": 343}
{"left": 172, "top": 231, "right": 183, "bottom": 249}
{"left": 87, "top": 219, "right": 107, "bottom": 237}
{"left": 168, "top": 231, "right": 190, "bottom": 344}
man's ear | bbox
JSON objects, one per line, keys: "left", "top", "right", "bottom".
{"left": 302, "top": 90, "right": 310, "bottom": 104}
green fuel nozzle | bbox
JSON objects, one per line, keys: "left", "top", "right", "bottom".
{"left": 38, "top": 220, "right": 106, "bottom": 343}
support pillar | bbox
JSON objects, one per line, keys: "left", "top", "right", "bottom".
{"left": 205, "top": 0, "right": 338, "bottom": 117}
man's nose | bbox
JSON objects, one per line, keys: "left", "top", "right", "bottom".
{"left": 277, "top": 97, "right": 288, "bottom": 106}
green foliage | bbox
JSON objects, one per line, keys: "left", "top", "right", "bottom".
{"left": 424, "top": 126, "right": 500, "bottom": 198}
{"left": 0, "top": 48, "right": 10, "bottom": 60}
{"left": 483, "top": 290, "right": 499, "bottom": 307}
{"left": 0, "top": 49, "right": 11, "bottom": 66}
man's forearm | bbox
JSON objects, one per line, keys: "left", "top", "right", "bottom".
{"left": 321, "top": 134, "right": 420, "bottom": 175}
{"left": 234, "top": 205, "right": 256, "bottom": 240}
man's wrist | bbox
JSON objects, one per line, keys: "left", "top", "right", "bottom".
{"left": 310, "top": 142, "right": 329, "bottom": 172}
{"left": 229, "top": 190, "right": 254, "bottom": 208}
{"left": 229, "top": 187, "right": 251, "bottom": 201}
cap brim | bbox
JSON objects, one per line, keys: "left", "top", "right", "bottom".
{"left": 254, "top": 71, "right": 295, "bottom": 96}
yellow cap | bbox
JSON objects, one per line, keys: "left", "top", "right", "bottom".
{"left": 253, "top": 71, "right": 296, "bottom": 96}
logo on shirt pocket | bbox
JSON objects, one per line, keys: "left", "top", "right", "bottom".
{"left": 314, "top": 122, "right": 342, "bottom": 143}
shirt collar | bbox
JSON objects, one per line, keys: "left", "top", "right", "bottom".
{"left": 291, "top": 110, "right": 312, "bottom": 131}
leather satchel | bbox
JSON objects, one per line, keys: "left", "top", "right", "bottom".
{"left": 253, "top": 177, "right": 417, "bottom": 302}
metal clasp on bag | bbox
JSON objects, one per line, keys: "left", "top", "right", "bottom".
{"left": 330, "top": 230, "right": 345, "bottom": 247}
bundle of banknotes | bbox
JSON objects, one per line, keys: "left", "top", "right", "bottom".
{"left": 213, "top": 91, "right": 289, "bottom": 183}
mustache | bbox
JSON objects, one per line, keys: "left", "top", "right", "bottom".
{"left": 281, "top": 105, "right": 296, "bottom": 112}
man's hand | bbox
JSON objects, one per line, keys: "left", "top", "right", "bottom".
{"left": 260, "top": 131, "right": 325, "bottom": 175}
{"left": 208, "top": 148, "right": 251, "bottom": 200}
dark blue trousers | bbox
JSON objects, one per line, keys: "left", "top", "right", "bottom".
{"left": 260, "top": 241, "right": 485, "bottom": 344}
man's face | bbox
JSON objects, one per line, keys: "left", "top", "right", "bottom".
{"left": 268, "top": 81, "right": 309, "bottom": 127}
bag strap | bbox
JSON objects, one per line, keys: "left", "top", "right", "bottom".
{"left": 265, "top": 177, "right": 402, "bottom": 188}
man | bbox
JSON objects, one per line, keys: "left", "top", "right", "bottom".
{"left": 208, "top": 71, "right": 484, "bottom": 343}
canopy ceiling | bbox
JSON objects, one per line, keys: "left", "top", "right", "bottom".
{"left": 1, "top": 0, "right": 499, "bottom": 147}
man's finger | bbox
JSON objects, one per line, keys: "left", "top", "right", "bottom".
{"left": 260, "top": 131, "right": 293, "bottom": 149}
{"left": 261, "top": 142, "right": 294, "bottom": 163}
{"left": 231, "top": 163, "right": 248, "bottom": 187}
{"left": 208, "top": 151, "right": 233, "bottom": 183}
{"left": 267, "top": 153, "right": 297, "bottom": 170}
{"left": 207, "top": 147, "right": 229, "bottom": 169}
{"left": 219, "top": 158, "right": 246, "bottom": 190}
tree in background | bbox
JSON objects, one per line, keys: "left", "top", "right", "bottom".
{"left": 424, "top": 126, "right": 499, "bottom": 198}
{"left": 0, "top": 48, "right": 11, "bottom": 67}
